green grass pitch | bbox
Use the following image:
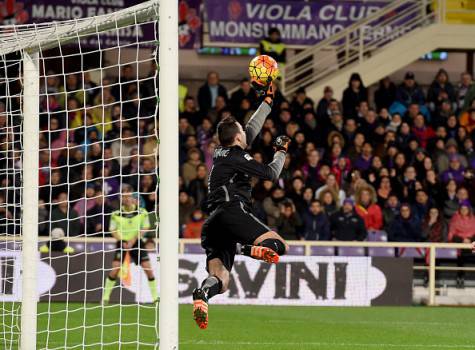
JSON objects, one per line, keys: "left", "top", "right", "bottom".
{"left": 3, "top": 303, "right": 475, "bottom": 349}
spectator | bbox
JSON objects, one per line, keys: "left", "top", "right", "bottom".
{"left": 448, "top": 200, "right": 475, "bottom": 243}
{"left": 180, "top": 96, "right": 201, "bottom": 127}
{"left": 50, "top": 192, "right": 81, "bottom": 237}
{"left": 354, "top": 185, "right": 383, "bottom": 230}
{"left": 188, "top": 164, "right": 208, "bottom": 205}
{"left": 391, "top": 71, "right": 428, "bottom": 118}
{"left": 448, "top": 200, "right": 475, "bottom": 287}
{"left": 427, "top": 69, "right": 456, "bottom": 113}
{"left": 318, "top": 188, "right": 339, "bottom": 217}
{"left": 287, "top": 176, "right": 307, "bottom": 213}
{"left": 302, "top": 149, "right": 321, "bottom": 189}
{"left": 383, "top": 194, "right": 400, "bottom": 230}
{"left": 86, "top": 189, "right": 113, "bottom": 236}
{"left": 290, "top": 88, "right": 314, "bottom": 119}
{"left": 376, "top": 176, "right": 392, "bottom": 207}
{"left": 263, "top": 187, "right": 286, "bottom": 227}
{"left": 179, "top": 191, "right": 196, "bottom": 232}
{"left": 230, "top": 78, "right": 258, "bottom": 115}
{"left": 259, "top": 27, "right": 286, "bottom": 66}
{"left": 330, "top": 198, "right": 367, "bottom": 241}
{"left": 374, "top": 77, "right": 396, "bottom": 111}
{"left": 422, "top": 207, "right": 448, "bottom": 242}
{"left": 456, "top": 72, "right": 472, "bottom": 111}
{"left": 458, "top": 107, "right": 475, "bottom": 134}
{"left": 315, "top": 173, "right": 346, "bottom": 206}
{"left": 275, "top": 201, "right": 302, "bottom": 240}
{"left": 388, "top": 203, "right": 421, "bottom": 242}
{"left": 302, "top": 200, "right": 331, "bottom": 240}
{"left": 436, "top": 138, "right": 468, "bottom": 173}
{"left": 354, "top": 142, "right": 373, "bottom": 171}
{"left": 412, "top": 114, "right": 435, "bottom": 149}
{"left": 197, "top": 71, "right": 228, "bottom": 115}
{"left": 440, "top": 155, "right": 465, "bottom": 185}
{"left": 347, "top": 132, "right": 365, "bottom": 163}
{"left": 316, "top": 86, "right": 334, "bottom": 122}
{"left": 342, "top": 73, "right": 368, "bottom": 119}
{"left": 183, "top": 209, "right": 205, "bottom": 238}
{"left": 182, "top": 148, "right": 202, "bottom": 186}
{"left": 411, "top": 187, "right": 429, "bottom": 217}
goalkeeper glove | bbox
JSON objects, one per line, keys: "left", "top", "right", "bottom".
{"left": 274, "top": 135, "right": 290, "bottom": 153}
{"left": 264, "top": 82, "right": 275, "bottom": 106}
{"left": 251, "top": 78, "right": 275, "bottom": 97}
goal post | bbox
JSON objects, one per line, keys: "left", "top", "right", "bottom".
{"left": 158, "top": 0, "right": 179, "bottom": 349}
{"left": 0, "top": 1, "right": 180, "bottom": 349}
{"left": 21, "top": 52, "right": 40, "bottom": 350}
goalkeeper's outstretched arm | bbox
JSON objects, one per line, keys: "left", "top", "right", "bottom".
{"left": 245, "top": 83, "right": 274, "bottom": 147}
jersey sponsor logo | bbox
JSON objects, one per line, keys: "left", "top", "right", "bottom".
{"left": 214, "top": 148, "right": 230, "bottom": 158}
{"left": 244, "top": 153, "right": 253, "bottom": 161}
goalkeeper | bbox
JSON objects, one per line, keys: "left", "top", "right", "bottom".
{"left": 193, "top": 82, "right": 289, "bottom": 329}
{"left": 102, "top": 185, "right": 159, "bottom": 303}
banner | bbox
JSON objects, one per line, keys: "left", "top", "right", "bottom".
{"left": 204, "top": 0, "right": 407, "bottom": 47}
{"left": 0, "top": 252, "right": 412, "bottom": 306}
{"left": 178, "top": 0, "right": 202, "bottom": 49}
{"left": 0, "top": 0, "right": 200, "bottom": 49}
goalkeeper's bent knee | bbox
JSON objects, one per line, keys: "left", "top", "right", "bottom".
{"left": 258, "top": 239, "right": 287, "bottom": 255}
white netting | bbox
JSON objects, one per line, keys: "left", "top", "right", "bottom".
{"left": 0, "top": 1, "right": 160, "bottom": 349}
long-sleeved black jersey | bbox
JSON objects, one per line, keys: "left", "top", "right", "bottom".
{"left": 202, "top": 102, "right": 285, "bottom": 213}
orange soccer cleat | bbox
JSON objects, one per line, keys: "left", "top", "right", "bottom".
{"left": 192, "top": 288, "right": 209, "bottom": 330}
{"left": 250, "top": 246, "right": 279, "bottom": 264}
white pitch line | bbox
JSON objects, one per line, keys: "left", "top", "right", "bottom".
{"left": 266, "top": 319, "right": 467, "bottom": 326}
{"left": 180, "top": 340, "right": 475, "bottom": 349}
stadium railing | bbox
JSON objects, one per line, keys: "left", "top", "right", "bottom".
{"left": 0, "top": 236, "right": 472, "bottom": 306}
{"left": 179, "top": 239, "right": 473, "bottom": 306}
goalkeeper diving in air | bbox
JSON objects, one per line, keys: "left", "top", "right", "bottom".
{"left": 193, "top": 81, "right": 290, "bottom": 329}
{"left": 102, "top": 185, "right": 159, "bottom": 304}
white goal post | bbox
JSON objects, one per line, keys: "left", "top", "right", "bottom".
{"left": 158, "top": 0, "right": 179, "bottom": 349}
{"left": 0, "top": 1, "right": 179, "bottom": 349}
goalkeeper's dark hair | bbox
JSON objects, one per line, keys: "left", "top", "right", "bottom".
{"left": 217, "top": 116, "right": 240, "bottom": 147}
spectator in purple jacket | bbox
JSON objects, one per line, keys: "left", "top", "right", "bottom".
{"left": 354, "top": 142, "right": 374, "bottom": 171}
{"left": 440, "top": 155, "right": 465, "bottom": 184}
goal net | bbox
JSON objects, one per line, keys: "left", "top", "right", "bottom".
{"left": 0, "top": 1, "right": 165, "bottom": 349}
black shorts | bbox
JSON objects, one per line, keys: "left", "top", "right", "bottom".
{"left": 113, "top": 239, "right": 150, "bottom": 265}
{"left": 201, "top": 201, "right": 270, "bottom": 271}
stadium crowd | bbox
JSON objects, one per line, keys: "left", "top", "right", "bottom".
{"left": 2, "top": 55, "right": 475, "bottom": 253}
{"left": 178, "top": 68, "right": 475, "bottom": 249}
{"left": 0, "top": 62, "right": 158, "bottom": 245}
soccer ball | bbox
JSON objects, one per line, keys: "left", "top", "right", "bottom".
{"left": 248, "top": 55, "right": 279, "bottom": 88}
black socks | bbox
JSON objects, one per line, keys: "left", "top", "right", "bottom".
{"left": 201, "top": 276, "right": 223, "bottom": 299}
{"left": 258, "top": 239, "right": 286, "bottom": 255}
{"left": 239, "top": 239, "right": 286, "bottom": 256}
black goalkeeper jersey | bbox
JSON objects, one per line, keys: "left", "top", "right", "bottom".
{"left": 201, "top": 102, "right": 285, "bottom": 213}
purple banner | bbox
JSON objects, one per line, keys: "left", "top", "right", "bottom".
{"left": 205, "top": 0, "right": 397, "bottom": 47}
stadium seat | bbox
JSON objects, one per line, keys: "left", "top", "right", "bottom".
{"left": 367, "top": 230, "right": 388, "bottom": 242}
{"left": 310, "top": 246, "right": 335, "bottom": 256}
{"left": 338, "top": 247, "right": 365, "bottom": 257}
{"left": 72, "top": 242, "right": 84, "bottom": 252}
{"left": 398, "top": 247, "right": 425, "bottom": 258}
{"left": 368, "top": 247, "right": 395, "bottom": 257}
{"left": 288, "top": 245, "right": 305, "bottom": 256}
{"left": 183, "top": 243, "right": 204, "bottom": 254}
{"left": 436, "top": 248, "right": 458, "bottom": 259}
